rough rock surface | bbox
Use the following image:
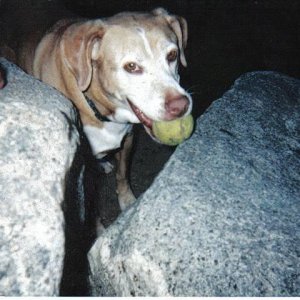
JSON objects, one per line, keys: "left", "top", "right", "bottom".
{"left": 88, "top": 71, "right": 300, "bottom": 297}
{"left": 0, "top": 58, "right": 80, "bottom": 296}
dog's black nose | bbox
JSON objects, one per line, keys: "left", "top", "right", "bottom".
{"left": 164, "top": 93, "right": 189, "bottom": 120}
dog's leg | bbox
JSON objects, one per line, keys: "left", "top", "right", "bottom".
{"left": 115, "top": 132, "right": 136, "bottom": 210}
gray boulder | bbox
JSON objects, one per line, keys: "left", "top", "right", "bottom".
{"left": 0, "top": 58, "right": 80, "bottom": 296}
{"left": 88, "top": 71, "right": 300, "bottom": 296}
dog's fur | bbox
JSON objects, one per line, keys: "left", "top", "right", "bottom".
{"left": 2, "top": 8, "right": 193, "bottom": 210}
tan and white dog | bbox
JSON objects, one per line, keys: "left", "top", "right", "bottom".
{"left": 14, "top": 8, "right": 193, "bottom": 210}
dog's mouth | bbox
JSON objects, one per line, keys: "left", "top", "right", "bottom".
{"left": 126, "top": 99, "right": 165, "bottom": 144}
{"left": 127, "top": 99, "right": 165, "bottom": 143}
{"left": 127, "top": 99, "right": 153, "bottom": 130}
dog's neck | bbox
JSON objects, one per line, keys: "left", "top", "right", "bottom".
{"left": 84, "top": 95, "right": 111, "bottom": 122}
{"left": 84, "top": 79, "right": 122, "bottom": 123}
{"left": 84, "top": 81, "right": 140, "bottom": 125}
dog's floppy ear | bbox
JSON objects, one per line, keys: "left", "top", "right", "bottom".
{"left": 61, "top": 20, "right": 105, "bottom": 91}
{"left": 152, "top": 8, "right": 188, "bottom": 67}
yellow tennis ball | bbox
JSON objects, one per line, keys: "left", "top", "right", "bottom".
{"left": 153, "top": 114, "right": 194, "bottom": 146}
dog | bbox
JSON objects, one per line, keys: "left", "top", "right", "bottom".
{"left": 7, "top": 7, "right": 193, "bottom": 211}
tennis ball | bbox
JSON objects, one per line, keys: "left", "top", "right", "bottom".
{"left": 153, "top": 114, "right": 194, "bottom": 146}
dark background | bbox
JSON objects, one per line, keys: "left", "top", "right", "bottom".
{"left": 0, "top": 0, "right": 299, "bottom": 295}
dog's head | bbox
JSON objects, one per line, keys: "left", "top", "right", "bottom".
{"left": 62, "top": 8, "right": 192, "bottom": 138}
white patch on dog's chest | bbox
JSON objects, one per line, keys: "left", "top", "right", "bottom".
{"left": 84, "top": 122, "right": 132, "bottom": 158}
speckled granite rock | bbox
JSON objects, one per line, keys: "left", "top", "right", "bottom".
{"left": 88, "top": 71, "right": 300, "bottom": 297}
{"left": 0, "top": 58, "right": 80, "bottom": 296}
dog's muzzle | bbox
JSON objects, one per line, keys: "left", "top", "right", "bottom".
{"left": 127, "top": 94, "right": 191, "bottom": 143}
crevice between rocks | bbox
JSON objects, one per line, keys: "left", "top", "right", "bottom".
{"left": 59, "top": 131, "right": 97, "bottom": 296}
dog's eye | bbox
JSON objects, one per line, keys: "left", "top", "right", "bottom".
{"left": 124, "top": 62, "right": 142, "bottom": 74}
{"left": 167, "top": 50, "right": 178, "bottom": 63}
